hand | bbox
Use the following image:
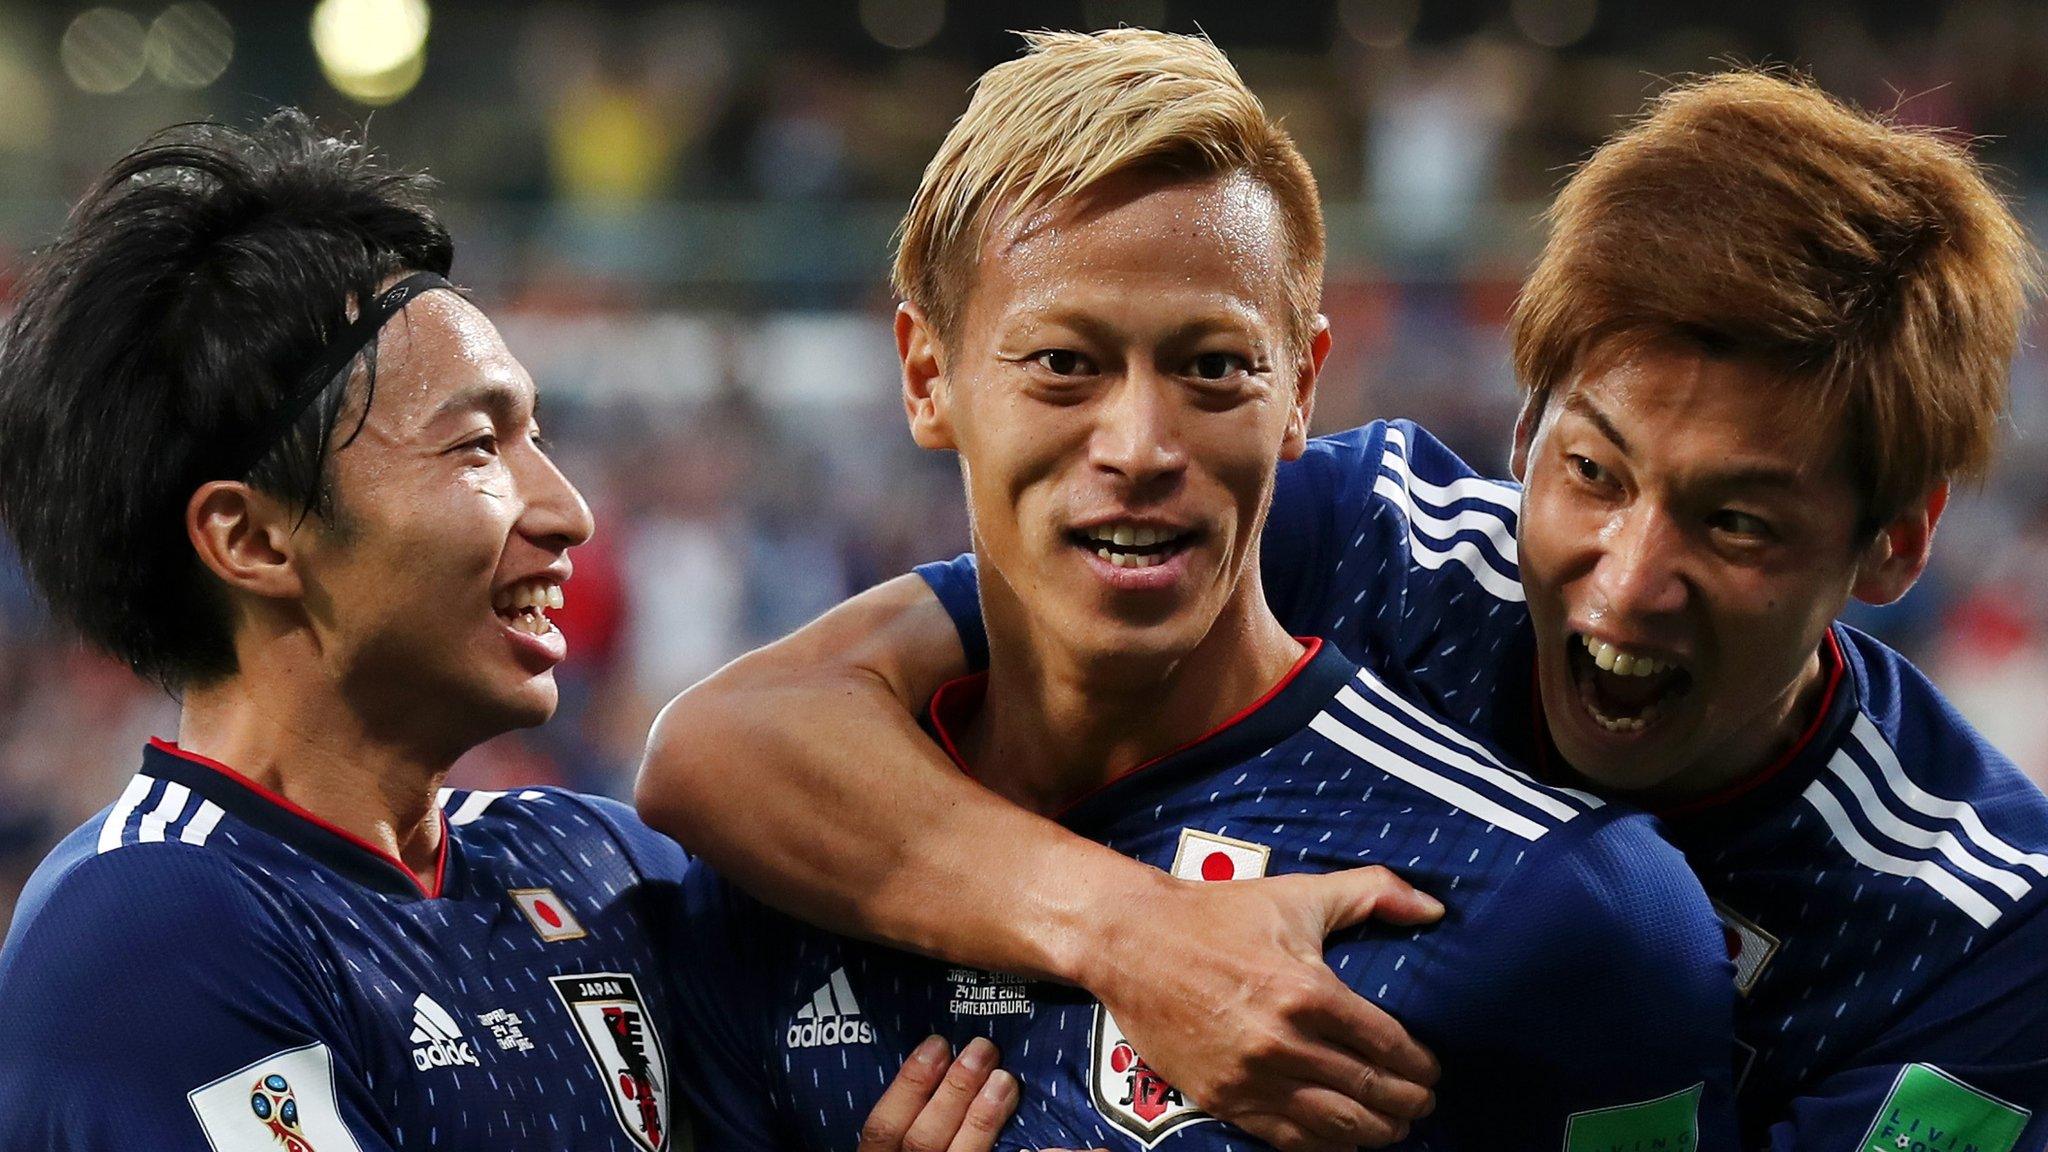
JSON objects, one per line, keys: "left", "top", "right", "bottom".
{"left": 857, "top": 1036, "right": 1012, "bottom": 1152}
{"left": 1080, "top": 865, "right": 1445, "bottom": 1152}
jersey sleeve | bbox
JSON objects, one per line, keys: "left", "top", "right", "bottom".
{"left": 570, "top": 789, "right": 694, "bottom": 885}
{"left": 1264, "top": 419, "right": 1533, "bottom": 731}
{"left": 0, "top": 844, "right": 396, "bottom": 1151}
{"left": 915, "top": 552, "right": 988, "bottom": 673}
{"left": 662, "top": 861, "right": 797, "bottom": 1151}
{"left": 1762, "top": 900, "right": 2048, "bottom": 1152}
{"left": 1427, "top": 811, "right": 1742, "bottom": 1151}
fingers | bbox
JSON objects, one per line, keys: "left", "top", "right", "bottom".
{"left": 945, "top": 1070, "right": 1019, "bottom": 1152}
{"left": 859, "top": 1035, "right": 952, "bottom": 1152}
{"left": 1301, "top": 974, "right": 1440, "bottom": 1090}
{"left": 1314, "top": 865, "right": 1446, "bottom": 931}
{"left": 902, "top": 1037, "right": 1005, "bottom": 1152}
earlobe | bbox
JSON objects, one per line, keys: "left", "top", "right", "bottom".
{"left": 186, "top": 482, "right": 304, "bottom": 599}
{"left": 898, "top": 303, "right": 955, "bottom": 451}
{"left": 1850, "top": 484, "right": 1946, "bottom": 607}
{"left": 1281, "top": 320, "right": 1332, "bottom": 461}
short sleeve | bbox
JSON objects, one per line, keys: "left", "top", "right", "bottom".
{"left": 1425, "top": 812, "right": 1742, "bottom": 1151}
{"left": 0, "top": 845, "right": 395, "bottom": 1151}
{"left": 1762, "top": 900, "right": 2048, "bottom": 1152}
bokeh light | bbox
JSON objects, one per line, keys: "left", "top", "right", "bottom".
{"left": 858, "top": 0, "right": 943, "bottom": 51}
{"left": 1511, "top": 0, "right": 1597, "bottom": 49}
{"left": 1338, "top": 0, "right": 1420, "bottom": 49}
{"left": 145, "top": 2, "right": 233, "bottom": 90}
{"left": 312, "top": 0, "right": 431, "bottom": 105}
{"left": 61, "top": 8, "right": 146, "bottom": 95}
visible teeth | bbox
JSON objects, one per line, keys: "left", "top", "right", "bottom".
{"left": 496, "top": 578, "right": 564, "bottom": 624}
{"left": 1580, "top": 634, "right": 1668, "bottom": 678}
{"left": 1112, "top": 525, "right": 1136, "bottom": 547}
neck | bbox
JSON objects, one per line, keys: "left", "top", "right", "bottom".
{"left": 1649, "top": 635, "right": 1836, "bottom": 809}
{"left": 965, "top": 577, "right": 1305, "bottom": 815}
{"left": 175, "top": 639, "right": 460, "bottom": 889}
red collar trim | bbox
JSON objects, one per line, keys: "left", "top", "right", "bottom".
{"left": 1653, "top": 629, "right": 1848, "bottom": 819}
{"left": 146, "top": 737, "right": 449, "bottom": 899}
{"left": 926, "top": 637, "right": 1326, "bottom": 817}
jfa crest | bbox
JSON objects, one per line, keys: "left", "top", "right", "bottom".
{"left": 1089, "top": 829, "right": 1270, "bottom": 1146}
{"left": 550, "top": 972, "right": 672, "bottom": 1152}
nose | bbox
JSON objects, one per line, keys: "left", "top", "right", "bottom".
{"left": 516, "top": 443, "right": 596, "bottom": 551}
{"left": 1089, "top": 371, "right": 1187, "bottom": 493}
{"left": 1589, "top": 503, "right": 1689, "bottom": 623}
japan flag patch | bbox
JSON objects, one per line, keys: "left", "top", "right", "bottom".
{"left": 188, "top": 1041, "right": 365, "bottom": 1152}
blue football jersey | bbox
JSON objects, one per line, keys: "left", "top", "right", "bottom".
{"left": 917, "top": 418, "right": 2048, "bottom": 1150}
{"left": 669, "top": 640, "right": 1740, "bottom": 1151}
{"left": 0, "top": 739, "right": 694, "bottom": 1151}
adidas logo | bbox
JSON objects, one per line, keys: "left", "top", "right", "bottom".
{"left": 409, "top": 993, "right": 481, "bottom": 1071}
{"left": 786, "top": 968, "right": 875, "bottom": 1049}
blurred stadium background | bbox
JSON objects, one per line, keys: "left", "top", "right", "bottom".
{"left": 2, "top": 0, "right": 2047, "bottom": 928}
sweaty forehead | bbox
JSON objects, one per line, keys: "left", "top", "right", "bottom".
{"left": 979, "top": 171, "right": 1289, "bottom": 319}
{"left": 371, "top": 291, "right": 535, "bottom": 423}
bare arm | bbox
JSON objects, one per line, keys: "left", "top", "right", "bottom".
{"left": 637, "top": 574, "right": 1441, "bottom": 1151}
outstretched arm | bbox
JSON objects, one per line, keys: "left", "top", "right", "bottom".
{"left": 637, "top": 574, "right": 1442, "bottom": 1152}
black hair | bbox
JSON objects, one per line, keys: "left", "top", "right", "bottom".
{"left": 0, "top": 109, "right": 453, "bottom": 689}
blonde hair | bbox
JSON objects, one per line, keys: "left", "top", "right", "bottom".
{"left": 893, "top": 28, "right": 1324, "bottom": 349}
{"left": 1510, "top": 70, "right": 2038, "bottom": 523}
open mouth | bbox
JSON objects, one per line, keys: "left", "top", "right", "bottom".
{"left": 494, "top": 577, "right": 563, "bottom": 637}
{"left": 1067, "top": 523, "right": 1199, "bottom": 570}
{"left": 1568, "top": 633, "right": 1693, "bottom": 734}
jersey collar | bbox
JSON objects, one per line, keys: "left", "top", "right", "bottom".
{"left": 141, "top": 739, "right": 451, "bottom": 899}
{"left": 926, "top": 637, "right": 1358, "bottom": 830}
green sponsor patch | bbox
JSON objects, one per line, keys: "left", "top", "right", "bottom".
{"left": 1564, "top": 1082, "right": 1702, "bottom": 1152}
{"left": 1859, "top": 1064, "right": 2030, "bottom": 1152}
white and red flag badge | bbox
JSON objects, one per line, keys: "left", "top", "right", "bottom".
{"left": 1090, "top": 828, "right": 1271, "bottom": 1146}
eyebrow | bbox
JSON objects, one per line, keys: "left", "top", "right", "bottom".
{"left": 1563, "top": 391, "right": 1806, "bottom": 492}
{"left": 430, "top": 378, "right": 531, "bottom": 423}
{"left": 1562, "top": 390, "right": 1631, "bottom": 455}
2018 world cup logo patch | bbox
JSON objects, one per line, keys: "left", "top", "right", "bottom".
{"left": 550, "top": 972, "right": 672, "bottom": 1152}
{"left": 188, "top": 1042, "right": 365, "bottom": 1152}
{"left": 248, "top": 1074, "right": 316, "bottom": 1151}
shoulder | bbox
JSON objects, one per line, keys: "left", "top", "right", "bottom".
{"left": 1810, "top": 627, "right": 2048, "bottom": 929}
{"left": 6, "top": 806, "right": 282, "bottom": 969}
{"left": 441, "top": 785, "right": 693, "bottom": 885}
{"left": 1476, "top": 808, "right": 1731, "bottom": 1006}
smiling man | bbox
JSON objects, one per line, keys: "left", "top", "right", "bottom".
{"left": 0, "top": 114, "right": 1023, "bottom": 1152}
{"left": 657, "top": 31, "right": 1737, "bottom": 1152}
{"left": 640, "top": 67, "right": 2048, "bottom": 1152}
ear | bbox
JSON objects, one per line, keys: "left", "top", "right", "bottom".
{"left": 898, "top": 302, "right": 956, "bottom": 451}
{"left": 1850, "top": 482, "right": 1949, "bottom": 606}
{"left": 186, "top": 481, "right": 306, "bottom": 601}
{"left": 1509, "top": 389, "right": 1546, "bottom": 481}
{"left": 1280, "top": 316, "right": 1332, "bottom": 462}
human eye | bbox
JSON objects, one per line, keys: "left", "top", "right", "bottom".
{"left": 1566, "top": 452, "right": 1616, "bottom": 489}
{"left": 1187, "top": 351, "right": 1252, "bottom": 381}
{"left": 1028, "top": 349, "right": 1096, "bottom": 377}
{"left": 1708, "top": 508, "right": 1776, "bottom": 540}
{"left": 451, "top": 430, "right": 500, "bottom": 460}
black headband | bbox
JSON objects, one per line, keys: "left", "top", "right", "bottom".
{"left": 221, "top": 270, "right": 457, "bottom": 480}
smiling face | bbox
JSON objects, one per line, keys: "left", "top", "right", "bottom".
{"left": 901, "top": 170, "right": 1322, "bottom": 674}
{"left": 291, "top": 291, "right": 594, "bottom": 750}
{"left": 1513, "top": 343, "right": 1924, "bottom": 798}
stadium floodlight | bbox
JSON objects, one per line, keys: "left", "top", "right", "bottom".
{"left": 311, "top": 0, "right": 429, "bottom": 106}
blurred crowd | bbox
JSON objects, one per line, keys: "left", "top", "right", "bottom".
{"left": 2, "top": 0, "right": 2048, "bottom": 923}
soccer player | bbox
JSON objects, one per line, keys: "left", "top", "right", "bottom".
{"left": 640, "top": 65, "right": 2048, "bottom": 1152}
{"left": 657, "top": 30, "right": 1739, "bottom": 1152}
{"left": 0, "top": 114, "right": 1031, "bottom": 1152}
